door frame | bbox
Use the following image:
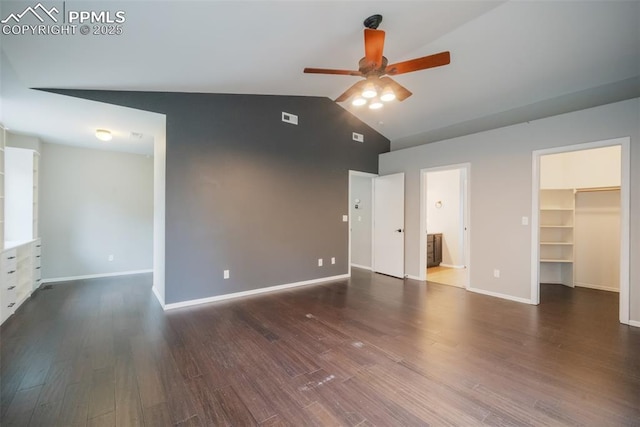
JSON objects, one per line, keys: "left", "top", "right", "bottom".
{"left": 419, "top": 163, "right": 471, "bottom": 287}
{"left": 530, "top": 137, "right": 630, "bottom": 325}
{"left": 348, "top": 170, "right": 377, "bottom": 276}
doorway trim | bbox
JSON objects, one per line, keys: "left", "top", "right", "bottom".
{"left": 419, "top": 163, "right": 471, "bottom": 287}
{"left": 530, "top": 137, "right": 630, "bottom": 325}
{"left": 348, "top": 170, "right": 377, "bottom": 277}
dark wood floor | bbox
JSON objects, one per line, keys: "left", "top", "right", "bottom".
{"left": 1, "top": 270, "right": 639, "bottom": 426}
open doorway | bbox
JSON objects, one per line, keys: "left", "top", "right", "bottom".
{"left": 419, "top": 164, "right": 470, "bottom": 288}
{"left": 531, "top": 137, "right": 630, "bottom": 325}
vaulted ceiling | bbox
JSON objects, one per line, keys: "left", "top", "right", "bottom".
{"left": 1, "top": 1, "right": 639, "bottom": 155}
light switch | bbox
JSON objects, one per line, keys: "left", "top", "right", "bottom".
{"left": 521, "top": 216, "right": 529, "bottom": 226}
{"left": 342, "top": 215, "right": 348, "bottom": 222}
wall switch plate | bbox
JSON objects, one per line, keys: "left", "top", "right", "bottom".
{"left": 282, "top": 112, "right": 298, "bottom": 125}
{"left": 342, "top": 215, "right": 348, "bottom": 222}
{"left": 223, "top": 270, "right": 230, "bottom": 279}
{"left": 493, "top": 269, "right": 500, "bottom": 278}
{"left": 521, "top": 216, "right": 529, "bottom": 225}
{"left": 331, "top": 257, "right": 335, "bottom": 265}
{"left": 352, "top": 132, "right": 364, "bottom": 143}
{"left": 318, "top": 258, "right": 323, "bottom": 267}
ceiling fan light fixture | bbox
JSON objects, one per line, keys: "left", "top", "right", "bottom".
{"left": 95, "top": 129, "right": 112, "bottom": 141}
{"left": 380, "top": 87, "right": 396, "bottom": 102}
{"left": 369, "top": 99, "right": 383, "bottom": 110}
{"left": 352, "top": 97, "right": 367, "bottom": 106}
{"left": 361, "top": 83, "right": 377, "bottom": 98}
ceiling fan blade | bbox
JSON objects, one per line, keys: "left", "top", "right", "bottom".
{"left": 379, "top": 77, "right": 412, "bottom": 101}
{"left": 304, "top": 67, "right": 362, "bottom": 76}
{"left": 364, "top": 28, "right": 385, "bottom": 69}
{"left": 335, "top": 80, "right": 367, "bottom": 102}
{"left": 385, "top": 51, "right": 450, "bottom": 76}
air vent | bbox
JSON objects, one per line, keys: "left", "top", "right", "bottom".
{"left": 282, "top": 112, "right": 298, "bottom": 125}
{"left": 352, "top": 132, "right": 364, "bottom": 143}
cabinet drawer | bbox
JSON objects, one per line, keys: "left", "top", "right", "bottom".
{"left": 4, "top": 269, "right": 18, "bottom": 286}
{"left": 2, "top": 249, "right": 18, "bottom": 271}
{"left": 2, "top": 283, "right": 17, "bottom": 305}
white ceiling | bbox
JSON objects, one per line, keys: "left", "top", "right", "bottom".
{"left": 1, "top": 1, "right": 639, "bottom": 155}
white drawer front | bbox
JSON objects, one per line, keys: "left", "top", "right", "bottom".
{"left": 2, "top": 250, "right": 18, "bottom": 271}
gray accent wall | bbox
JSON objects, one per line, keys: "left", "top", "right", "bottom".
{"left": 40, "top": 143, "right": 154, "bottom": 279}
{"left": 41, "top": 91, "right": 389, "bottom": 304}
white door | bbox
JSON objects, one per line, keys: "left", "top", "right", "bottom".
{"left": 373, "top": 173, "right": 405, "bottom": 278}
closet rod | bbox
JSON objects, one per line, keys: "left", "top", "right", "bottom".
{"left": 575, "top": 186, "right": 620, "bottom": 193}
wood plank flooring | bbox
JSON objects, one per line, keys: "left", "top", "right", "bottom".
{"left": 1, "top": 270, "right": 639, "bottom": 426}
{"left": 426, "top": 266, "right": 468, "bottom": 288}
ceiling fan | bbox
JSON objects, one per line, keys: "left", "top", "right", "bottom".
{"left": 304, "top": 14, "right": 450, "bottom": 109}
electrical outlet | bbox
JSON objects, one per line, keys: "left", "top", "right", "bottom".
{"left": 331, "top": 257, "right": 336, "bottom": 265}
{"left": 223, "top": 270, "right": 230, "bottom": 279}
{"left": 493, "top": 269, "right": 500, "bottom": 278}
{"left": 521, "top": 216, "right": 529, "bottom": 226}
{"left": 108, "top": 254, "right": 114, "bottom": 262}
{"left": 342, "top": 215, "right": 348, "bottom": 222}
{"left": 318, "top": 258, "right": 323, "bottom": 267}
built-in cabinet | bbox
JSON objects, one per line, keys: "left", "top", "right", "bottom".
{"left": 539, "top": 189, "right": 575, "bottom": 287}
{"left": 1, "top": 239, "right": 40, "bottom": 324}
{"left": 0, "top": 126, "right": 5, "bottom": 248}
{"left": 1, "top": 135, "right": 42, "bottom": 325}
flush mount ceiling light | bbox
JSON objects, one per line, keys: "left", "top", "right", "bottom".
{"left": 95, "top": 129, "right": 112, "bottom": 141}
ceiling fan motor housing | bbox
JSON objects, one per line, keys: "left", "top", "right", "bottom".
{"left": 363, "top": 14, "right": 383, "bottom": 29}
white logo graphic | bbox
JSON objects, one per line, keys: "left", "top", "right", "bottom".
{"left": 1, "top": 3, "right": 59, "bottom": 24}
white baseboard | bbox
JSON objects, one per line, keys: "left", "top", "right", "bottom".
{"left": 350, "top": 263, "right": 372, "bottom": 271}
{"left": 628, "top": 320, "right": 640, "bottom": 328}
{"left": 42, "top": 269, "right": 153, "bottom": 284}
{"left": 438, "top": 263, "right": 465, "bottom": 269}
{"left": 467, "top": 286, "right": 532, "bottom": 305}
{"left": 406, "top": 274, "right": 425, "bottom": 281}
{"left": 152, "top": 286, "right": 165, "bottom": 307}
{"left": 164, "top": 274, "right": 350, "bottom": 311}
{"left": 574, "top": 282, "right": 619, "bottom": 293}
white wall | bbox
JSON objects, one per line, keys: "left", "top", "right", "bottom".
{"left": 379, "top": 98, "right": 640, "bottom": 322}
{"left": 426, "top": 169, "right": 463, "bottom": 267}
{"left": 541, "top": 145, "right": 621, "bottom": 189}
{"left": 153, "top": 126, "right": 166, "bottom": 305}
{"left": 350, "top": 175, "right": 373, "bottom": 269}
{"left": 40, "top": 143, "right": 154, "bottom": 280}
{"left": 574, "top": 190, "right": 620, "bottom": 292}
